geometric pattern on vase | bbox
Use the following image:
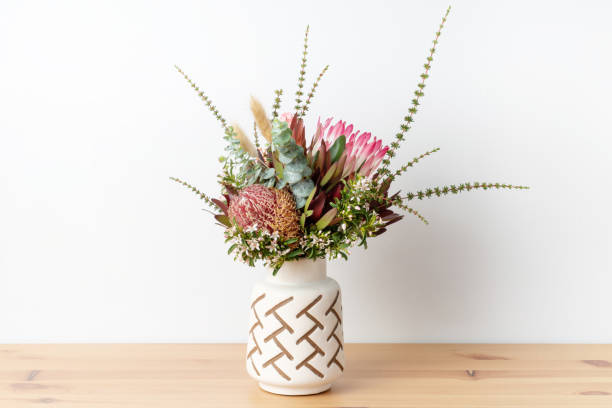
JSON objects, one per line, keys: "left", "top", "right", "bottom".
{"left": 246, "top": 289, "right": 344, "bottom": 383}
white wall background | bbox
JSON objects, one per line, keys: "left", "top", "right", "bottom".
{"left": 1, "top": 0, "right": 610, "bottom": 343}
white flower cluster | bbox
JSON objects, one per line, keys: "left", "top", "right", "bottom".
{"left": 224, "top": 225, "right": 290, "bottom": 268}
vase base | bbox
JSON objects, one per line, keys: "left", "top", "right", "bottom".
{"left": 259, "top": 382, "right": 331, "bottom": 396}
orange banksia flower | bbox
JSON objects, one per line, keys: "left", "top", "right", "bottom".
{"left": 228, "top": 185, "right": 301, "bottom": 240}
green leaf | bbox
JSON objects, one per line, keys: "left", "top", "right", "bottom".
{"left": 295, "top": 195, "right": 307, "bottom": 209}
{"left": 272, "top": 263, "right": 283, "bottom": 276}
{"left": 278, "top": 146, "right": 300, "bottom": 163}
{"left": 304, "top": 186, "right": 317, "bottom": 210}
{"left": 284, "top": 158, "right": 307, "bottom": 173}
{"left": 284, "top": 169, "right": 303, "bottom": 184}
{"left": 287, "top": 249, "right": 305, "bottom": 258}
{"left": 272, "top": 156, "right": 283, "bottom": 179}
{"left": 271, "top": 120, "right": 292, "bottom": 145}
{"left": 292, "top": 179, "right": 315, "bottom": 197}
{"left": 315, "top": 207, "right": 338, "bottom": 230}
{"left": 320, "top": 162, "right": 337, "bottom": 187}
{"left": 284, "top": 238, "right": 299, "bottom": 245}
{"left": 214, "top": 214, "right": 231, "bottom": 227}
{"left": 328, "top": 135, "right": 346, "bottom": 163}
{"left": 227, "top": 243, "right": 238, "bottom": 254}
{"left": 262, "top": 167, "right": 275, "bottom": 179}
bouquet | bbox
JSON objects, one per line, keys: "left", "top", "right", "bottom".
{"left": 171, "top": 7, "right": 527, "bottom": 274}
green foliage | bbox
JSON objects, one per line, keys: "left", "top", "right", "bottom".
{"left": 328, "top": 135, "right": 346, "bottom": 164}
{"left": 294, "top": 25, "right": 309, "bottom": 113}
{"left": 174, "top": 65, "right": 229, "bottom": 133}
{"left": 271, "top": 120, "right": 314, "bottom": 208}
{"left": 401, "top": 182, "right": 530, "bottom": 202}
{"left": 272, "top": 89, "right": 283, "bottom": 119}
{"left": 378, "top": 6, "right": 451, "bottom": 177}
{"left": 252, "top": 121, "right": 260, "bottom": 150}
{"left": 169, "top": 177, "right": 219, "bottom": 210}
{"left": 174, "top": 65, "right": 267, "bottom": 191}
{"left": 299, "top": 65, "right": 329, "bottom": 117}
{"left": 172, "top": 13, "right": 532, "bottom": 272}
{"left": 390, "top": 147, "right": 440, "bottom": 179}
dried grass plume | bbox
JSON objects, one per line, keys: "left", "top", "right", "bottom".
{"left": 231, "top": 123, "right": 257, "bottom": 157}
{"left": 250, "top": 96, "right": 272, "bottom": 142}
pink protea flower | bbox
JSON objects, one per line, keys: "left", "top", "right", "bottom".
{"left": 227, "top": 185, "right": 301, "bottom": 239}
{"left": 279, "top": 112, "right": 295, "bottom": 125}
{"left": 313, "top": 118, "right": 389, "bottom": 177}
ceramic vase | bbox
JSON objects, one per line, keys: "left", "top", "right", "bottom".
{"left": 245, "top": 258, "right": 344, "bottom": 395}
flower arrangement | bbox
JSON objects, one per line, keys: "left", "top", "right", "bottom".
{"left": 171, "top": 7, "right": 528, "bottom": 274}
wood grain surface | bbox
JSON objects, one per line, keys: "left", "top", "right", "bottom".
{"left": 1, "top": 344, "right": 611, "bottom": 407}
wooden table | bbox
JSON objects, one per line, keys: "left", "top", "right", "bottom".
{"left": 1, "top": 344, "right": 611, "bottom": 407}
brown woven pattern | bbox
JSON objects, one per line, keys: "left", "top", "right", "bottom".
{"left": 325, "top": 290, "right": 344, "bottom": 371}
{"left": 295, "top": 295, "right": 325, "bottom": 378}
{"left": 247, "top": 293, "right": 266, "bottom": 376}
{"left": 262, "top": 296, "right": 294, "bottom": 381}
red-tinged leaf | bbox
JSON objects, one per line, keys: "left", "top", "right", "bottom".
{"left": 290, "top": 112, "right": 299, "bottom": 129}
{"left": 315, "top": 207, "right": 338, "bottom": 230}
{"left": 298, "top": 123, "right": 306, "bottom": 149}
{"left": 257, "top": 149, "right": 267, "bottom": 166}
{"left": 378, "top": 209, "right": 395, "bottom": 219}
{"left": 211, "top": 198, "right": 228, "bottom": 215}
{"left": 379, "top": 177, "right": 392, "bottom": 196}
{"left": 324, "top": 141, "right": 331, "bottom": 172}
{"left": 330, "top": 183, "right": 343, "bottom": 201}
{"left": 373, "top": 227, "right": 388, "bottom": 236}
{"left": 388, "top": 191, "right": 400, "bottom": 201}
{"left": 214, "top": 214, "right": 231, "bottom": 227}
{"left": 310, "top": 192, "right": 326, "bottom": 220}
{"left": 290, "top": 114, "right": 306, "bottom": 150}
{"left": 317, "top": 141, "right": 326, "bottom": 174}
{"left": 328, "top": 216, "right": 342, "bottom": 227}
{"left": 222, "top": 183, "right": 239, "bottom": 197}
{"left": 383, "top": 216, "right": 404, "bottom": 227}
{"left": 334, "top": 153, "right": 347, "bottom": 179}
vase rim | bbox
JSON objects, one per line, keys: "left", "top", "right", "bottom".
{"left": 266, "top": 258, "right": 327, "bottom": 285}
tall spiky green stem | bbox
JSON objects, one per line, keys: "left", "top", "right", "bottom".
{"left": 393, "top": 147, "right": 440, "bottom": 178}
{"left": 401, "top": 182, "right": 529, "bottom": 202}
{"left": 299, "top": 64, "right": 329, "bottom": 118}
{"left": 379, "top": 6, "right": 451, "bottom": 178}
{"left": 174, "top": 65, "right": 230, "bottom": 133}
{"left": 169, "top": 177, "right": 219, "bottom": 210}
{"left": 294, "top": 25, "right": 310, "bottom": 113}
{"left": 272, "top": 89, "right": 283, "bottom": 119}
{"left": 252, "top": 121, "right": 260, "bottom": 150}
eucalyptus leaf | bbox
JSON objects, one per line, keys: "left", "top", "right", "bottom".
{"left": 285, "top": 160, "right": 307, "bottom": 173}
{"left": 262, "top": 167, "right": 275, "bottom": 179}
{"left": 292, "top": 178, "right": 315, "bottom": 197}
{"left": 278, "top": 147, "right": 300, "bottom": 164}
{"left": 284, "top": 169, "right": 304, "bottom": 184}
{"left": 295, "top": 196, "right": 307, "bottom": 209}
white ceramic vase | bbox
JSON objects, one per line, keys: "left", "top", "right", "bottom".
{"left": 246, "top": 258, "right": 344, "bottom": 395}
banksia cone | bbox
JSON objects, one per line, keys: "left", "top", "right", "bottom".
{"left": 228, "top": 185, "right": 301, "bottom": 240}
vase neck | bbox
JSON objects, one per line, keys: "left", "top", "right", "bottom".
{"left": 267, "top": 258, "right": 327, "bottom": 285}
